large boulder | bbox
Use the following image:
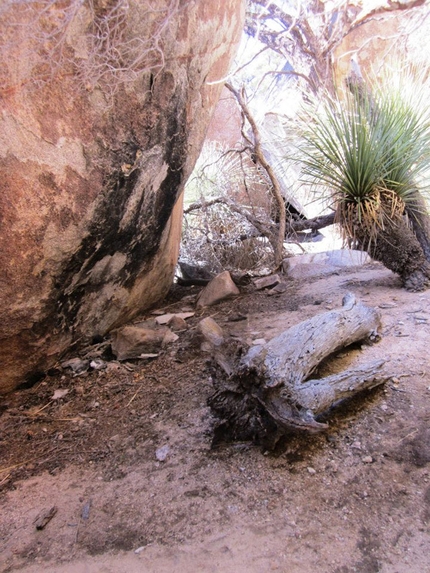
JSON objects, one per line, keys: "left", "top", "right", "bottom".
{"left": 0, "top": 0, "right": 244, "bottom": 393}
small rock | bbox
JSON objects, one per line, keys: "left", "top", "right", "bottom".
{"left": 378, "top": 302, "right": 398, "bottom": 309}
{"left": 198, "top": 317, "right": 224, "bottom": 347}
{"left": 253, "top": 274, "right": 280, "bottom": 290}
{"left": 134, "top": 546, "right": 146, "bottom": 554}
{"left": 111, "top": 324, "right": 168, "bottom": 360}
{"left": 362, "top": 455, "right": 373, "bottom": 464}
{"left": 61, "top": 358, "right": 89, "bottom": 373}
{"left": 196, "top": 271, "right": 240, "bottom": 308}
{"left": 307, "top": 467, "right": 317, "bottom": 475}
{"left": 162, "top": 330, "right": 179, "bottom": 346}
{"left": 252, "top": 338, "right": 267, "bottom": 346}
{"left": 155, "top": 312, "right": 194, "bottom": 325}
{"left": 155, "top": 445, "right": 170, "bottom": 462}
{"left": 267, "top": 282, "right": 288, "bottom": 295}
{"left": 89, "top": 359, "right": 106, "bottom": 370}
{"left": 167, "top": 315, "right": 188, "bottom": 330}
{"left": 52, "top": 389, "right": 69, "bottom": 400}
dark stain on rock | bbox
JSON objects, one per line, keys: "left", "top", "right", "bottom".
{"left": 52, "top": 82, "right": 188, "bottom": 335}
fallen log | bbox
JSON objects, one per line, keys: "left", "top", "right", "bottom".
{"left": 209, "top": 293, "right": 390, "bottom": 448}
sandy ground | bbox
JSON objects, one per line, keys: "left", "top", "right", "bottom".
{"left": 1, "top": 257, "right": 430, "bottom": 573}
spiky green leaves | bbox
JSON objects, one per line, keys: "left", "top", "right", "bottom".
{"left": 299, "top": 69, "right": 430, "bottom": 246}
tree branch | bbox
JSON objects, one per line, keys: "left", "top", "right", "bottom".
{"left": 225, "top": 82, "right": 286, "bottom": 267}
{"left": 185, "top": 197, "right": 336, "bottom": 237}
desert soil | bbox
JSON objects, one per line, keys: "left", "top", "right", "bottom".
{"left": 1, "top": 259, "right": 430, "bottom": 573}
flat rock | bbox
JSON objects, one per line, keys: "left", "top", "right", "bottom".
{"left": 285, "top": 249, "right": 371, "bottom": 280}
{"left": 253, "top": 274, "right": 281, "bottom": 290}
{"left": 52, "top": 389, "right": 70, "bottom": 400}
{"left": 196, "top": 271, "right": 240, "bottom": 308}
{"left": 155, "top": 312, "right": 195, "bottom": 325}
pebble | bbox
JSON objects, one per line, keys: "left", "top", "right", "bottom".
{"left": 90, "top": 359, "right": 106, "bottom": 370}
{"left": 362, "top": 455, "right": 373, "bottom": 464}
{"left": 155, "top": 445, "right": 170, "bottom": 462}
{"left": 307, "top": 467, "right": 316, "bottom": 475}
{"left": 134, "top": 546, "right": 146, "bottom": 554}
{"left": 52, "top": 389, "right": 69, "bottom": 400}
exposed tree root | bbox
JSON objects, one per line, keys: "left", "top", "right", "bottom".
{"left": 209, "top": 294, "right": 390, "bottom": 449}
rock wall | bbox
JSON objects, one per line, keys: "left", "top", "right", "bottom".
{"left": 0, "top": 0, "right": 244, "bottom": 393}
{"left": 335, "top": 3, "right": 430, "bottom": 83}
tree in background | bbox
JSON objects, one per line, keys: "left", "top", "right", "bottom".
{"left": 182, "top": 0, "right": 430, "bottom": 281}
{"left": 244, "top": 0, "right": 429, "bottom": 95}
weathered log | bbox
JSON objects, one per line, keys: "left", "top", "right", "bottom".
{"left": 209, "top": 294, "right": 390, "bottom": 447}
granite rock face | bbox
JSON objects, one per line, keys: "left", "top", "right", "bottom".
{"left": 0, "top": 0, "right": 244, "bottom": 392}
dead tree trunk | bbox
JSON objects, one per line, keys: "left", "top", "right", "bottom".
{"left": 209, "top": 294, "right": 390, "bottom": 448}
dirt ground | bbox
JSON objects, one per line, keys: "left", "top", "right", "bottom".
{"left": 1, "top": 257, "right": 430, "bottom": 573}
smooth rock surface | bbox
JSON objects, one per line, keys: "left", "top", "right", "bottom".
{"left": 286, "top": 250, "right": 371, "bottom": 280}
{"left": 196, "top": 271, "right": 240, "bottom": 308}
{"left": 253, "top": 274, "right": 281, "bottom": 290}
{"left": 198, "top": 317, "right": 225, "bottom": 347}
{"left": 111, "top": 324, "right": 169, "bottom": 361}
{"left": 0, "top": 0, "right": 244, "bottom": 392}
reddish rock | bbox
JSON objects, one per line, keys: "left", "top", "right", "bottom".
{"left": 111, "top": 325, "right": 168, "bottom": 361}
{"left": 167, "top": 316, "right": 188, "bottom": 331}
{"left": 0, "top": 0, "right": 244, "bottom": 392}
{"left": 196, "top": 271, "right": 240, "bottom": 308}
{"left": 198, "top": 317, "right": 225, "bottom": 347}
{"left": 253, "top": 274, "right": 281, "bottom": 290}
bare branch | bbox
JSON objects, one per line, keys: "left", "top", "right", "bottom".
{"left": 184, "top": 198, "right": 225, "bottom": 214}
{"left": 185, "top": 197, "right": 336, "bottom": 236}
{"left": 225, "top": 82, "right": 287, "bottom": 267}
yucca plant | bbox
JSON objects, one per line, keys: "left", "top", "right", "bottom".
{"left": 299, "top": 69, "right": 430, "bottom": 291}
